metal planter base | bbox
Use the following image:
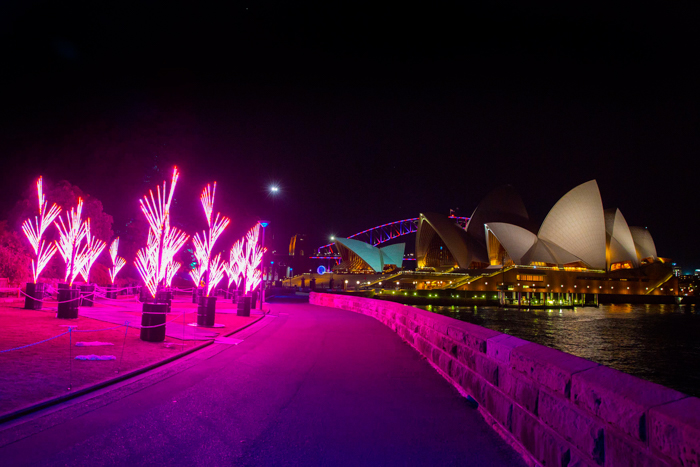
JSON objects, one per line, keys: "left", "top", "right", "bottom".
{"left": 197, "top": 296, "right": 217, "bottom": 327}
{"left": 24, "top": 282, "right": 46, "bottom": 310}
{"left": 140, "top": 303, "right": 168, "bottom": 342}
{"left": 237, "top": 295, "right": 251, "bottom": 317}
{"left": 57, "top": 286, "right": 80, "bottom": 319}
{"left": 79, "top": 285, "right": 95, "bottom": 307}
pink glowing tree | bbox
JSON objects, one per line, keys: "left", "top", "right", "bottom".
{"left": 78, "top": 220, "right": 107, "bottom": 283}
{"left": 21, "top": 176, "right": 61, "bottom": 283}
{"left": 135, "top": 167, "right": 189, "bottom": 298}
{"left": 165, "top": 260, "right": 181, "bottom": 287}
{"left": 244, "top": 225, "right": 265, "bottom": 294}
{"left": 189, "top": 182, "right": 230, "bottom": 297}
{"left": 230, "top": 223, "right": 266, "bottom": 295}
{"left": 224, "top": 238, "right": 245, "bottom": 291}
{"left": 108, "top": 237, "right": 126, "bottom": 284}
{"left": 55, "top": 198, "right": 103, "bottom": 286}
{"left": 206, "top": 253, "right": 227, "bottom": 297}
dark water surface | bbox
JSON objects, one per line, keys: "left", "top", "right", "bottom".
{"left": 418, "top": 304, "right": 700, "bottom": 397}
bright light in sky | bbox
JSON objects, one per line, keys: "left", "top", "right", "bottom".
{"left": 270, "top": 186, "right": 279, "bottom": 193}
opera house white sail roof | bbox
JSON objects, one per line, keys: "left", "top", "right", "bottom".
{"left": 604, "top": 208, "right": 639, "bottom": 269}
{"left": 536, "top": 180, "right": 607, "bottom": 270}
{"left": 629, "top": 226, "right": 658, "bottom": 263}
{"left": 416, "top": 180, "right": 660, "bottom": 272}
{"left": 416, "top": 212, "right": 482, "bottom": 269}
{"left": 335, "top": 237, "right": 406, "bottom": 272}
{"left": 484, "top": 223, "right": 537, "bottom": 265}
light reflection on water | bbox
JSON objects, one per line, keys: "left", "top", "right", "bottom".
{"left": 419, "top": 303, "right": 700, "bottom": 397}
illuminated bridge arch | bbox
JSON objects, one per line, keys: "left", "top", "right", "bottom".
{"left": 313, "top": 216, "right": 469, "bottom": 259}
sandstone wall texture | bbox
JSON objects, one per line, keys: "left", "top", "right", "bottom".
{"left": 310, "top": 292, "right": 699, "bottom": 467}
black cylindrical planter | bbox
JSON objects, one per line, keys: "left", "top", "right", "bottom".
{"left": 24, "top": 282, "right": 46, "bottom": 310}
{"left": 140, "top": 303, "right": 168, "bottom": 342}
{"left": 57, "top": 288, "right": 80, "bottom": 319}
{"left": 139, "top": 286, "right": 152, "bottom": 303}
{"left": 237, "top": 295, "right": 251, "bottom": 317}
{"left": 251, "top": 290, "right": 258, "bottom": 309}
{"left": 106, "top": 286, "right": 118, "bottom": 299}
{"left": 79, "top": 284, "right": 95, "bottom": 307}
{"left": 155, "top": 289, "right": 172, "bottom": 312}
{"left": 192, "top": 287, "right": 203, "bottom": 304}
{"left": 197, "top": 296, "right": 217, "bottom": 327}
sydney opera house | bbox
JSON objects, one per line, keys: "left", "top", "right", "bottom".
{"left": 329, "top": 180, "right": 676, "bottom": 304}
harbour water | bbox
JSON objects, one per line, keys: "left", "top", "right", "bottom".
{"left": 420, "top": 303, "right": 700, "bottom": 397}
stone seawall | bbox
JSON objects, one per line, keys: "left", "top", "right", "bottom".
{"left": 310, "top": 292, "right": 700, "bottom": 467}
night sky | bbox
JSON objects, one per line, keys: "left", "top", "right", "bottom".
{"left": 2, "top": 3, "right": 699, "bottom": 268}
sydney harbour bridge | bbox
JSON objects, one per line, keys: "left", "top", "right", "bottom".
{"left": 312, "top": 216, "right": 469, "bottom": 260}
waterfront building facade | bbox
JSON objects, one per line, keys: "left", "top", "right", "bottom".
{"left": 310, "top": 180, "right": 676, "bottom": 301}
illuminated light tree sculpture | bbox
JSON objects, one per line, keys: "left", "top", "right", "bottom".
{"left": 224, "top": 238, "right": 245, "bottom": 298}
{"left": 190, "top": 182, "right": 230, "bottom": 328}
{"left": 134, "top": 167, "right": 189, "bottom": 299}
{"left": 135, "top": 167, "right": 189, "bottom": 343}
{"left": 107, "top": 237, "right": 126, "bottom": 298}
{"left": 206, "top": 253, "right": 227, "bottom": 297}
{"left": 54, "top": 198, "right": 103, "bottom": 318}
{"left": 228, "top": 223, "right": 266, "bottom": 315}
{"left": 75, "top": 220, "right": 107, "bottom": 307}
{"left": 243, "top": 223, "right": 266, "bottom": 296}
{"left": 79, "top": 220, "right": 107, "bottom": 283}
{"left": 55, "top": 198, "right": 91, "bottom": 286}
{"left": 165, "top": 261, "right": 181, "bottom": 288}
{"left": 21, "top": 176, "right": 61, "bottom": 309}
{"left": 189, "top": 183, "right": 230, "bottom": 297}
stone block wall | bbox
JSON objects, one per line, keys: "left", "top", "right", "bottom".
{"left": 310, "top": 292, "right": 700, "bottom": 467}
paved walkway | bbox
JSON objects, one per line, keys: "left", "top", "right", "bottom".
{"left": 0, "top": 301, "right": 524, "bottom": 466}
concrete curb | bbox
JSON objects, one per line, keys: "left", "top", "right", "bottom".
{"left": 0, "top": 312, "right": 266, "bottom": 425}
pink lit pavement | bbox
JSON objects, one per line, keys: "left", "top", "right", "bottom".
{"left": 0, "top": 299, "right": 524, "bottom": 466}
